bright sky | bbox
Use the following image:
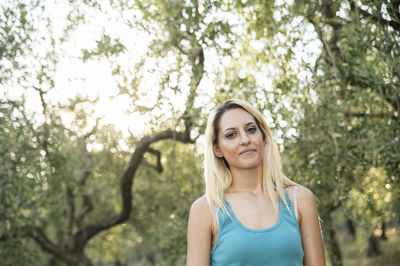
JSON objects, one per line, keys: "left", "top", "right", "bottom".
{"left": 4, "top": 0, "right": 155, "bottom": 138}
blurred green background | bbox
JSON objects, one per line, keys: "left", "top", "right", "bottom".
{"left": 1, "top": 0, "right": 399, "bottom": 265}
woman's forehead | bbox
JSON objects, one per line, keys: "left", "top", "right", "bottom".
{"left": 219, "top": 109, "right": 256, "bottom": 130}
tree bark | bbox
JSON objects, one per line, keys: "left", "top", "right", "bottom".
{"left": 346, "top": 218, "right": 356, "bottom": 239}
{"left": 323, "top": 212, "right": 343, "bottom": 266}
{"left": 380, "top": 222, "right": 388, "bottom": 241}
{"left": 367, "top": 234, "right": 382, "bottom": 256}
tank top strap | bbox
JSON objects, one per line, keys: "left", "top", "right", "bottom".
{"left": 282, "top": 187, "right": 292, "bottom": 207}
{"left": 281, "top": 186, "right": 296, "bottom": 218}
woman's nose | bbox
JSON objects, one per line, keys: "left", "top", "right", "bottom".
{"left": 239, "top": 131, "right": 250, "bottom": 145}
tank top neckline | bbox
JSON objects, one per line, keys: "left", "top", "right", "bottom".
{"left": 223, "top": 190, "right": 286, "bottom": 233}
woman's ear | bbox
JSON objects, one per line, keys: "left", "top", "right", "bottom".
{"left": 213, "top": 144, "right": 223, "bottom": 158}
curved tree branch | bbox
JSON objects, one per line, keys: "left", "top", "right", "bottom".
{"left": 72, "top": 128, "right": 196, "bottom": 250}
{"left": 141, "top": 147, "right": 163, "bottom": 173}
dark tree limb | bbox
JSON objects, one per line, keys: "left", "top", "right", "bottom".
{"left": 72, "top": 128, "right": 196, "bottom": 251}
{"left": 353, "top": 2, "right": 400, "bottom": 31}
{"left": 386, "top": 0, "right": 400, "bottom": 23}
{"left": 141, "top": 147, "right": 163, "bottom": 173}
{"left": 28, "top": 226, "right": 70, "bottom": 263}
{"left": 180, "top": 44, "right": 204, "bottom": 133}
{"left": 66, "top": 186, "right": 75, "bottom": 238}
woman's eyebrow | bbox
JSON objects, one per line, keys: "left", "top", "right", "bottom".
{"left": 222, "top": 122, "right": 256, "bottom": 132}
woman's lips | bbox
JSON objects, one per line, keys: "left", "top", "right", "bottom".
{"left": 240, "top": 149, "right": 256, "bottom": 155}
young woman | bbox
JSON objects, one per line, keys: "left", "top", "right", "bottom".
{"left": 186, "top": 99, "right": 326, "bottom": 265}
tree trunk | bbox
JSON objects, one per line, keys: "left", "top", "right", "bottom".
{"left": 380, "top": 222, "right": 387, "bottom": 241}
{"left": 147, "top": 253, "right": 156, "bottom": 266}
{"left": 367, "top": 234, "right": 382, "bottom": 256}
{"left": 114, "top": 259, "right": 123, "bottom": 266}
{"left": 64, "top": 252, "right": 93, "bottom": 266}
{"left": 346, "top": 218, "right": 356, "bottom": 239}
{"left": 323, "top": 213, "right": 343, "bottom": 266}
{"left": 49, "top": 256, "right": 64, "bottom": 266}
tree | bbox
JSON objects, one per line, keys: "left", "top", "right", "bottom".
{"left": 1, "top": 0, "right": 234, "bottom": 264}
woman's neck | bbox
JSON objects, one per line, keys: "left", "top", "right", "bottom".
{"left": 228, "top": 163, "right": 263, "bottom": 194}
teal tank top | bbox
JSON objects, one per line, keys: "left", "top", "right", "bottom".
{"left": 210, "top": 187, "right": 304, "bottom": 265}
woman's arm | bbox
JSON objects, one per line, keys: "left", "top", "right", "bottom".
{"left": 298, "top": 186, "right": 326, "bottom": 266}
{"left": 186, "top": 196, "right": 213, "bottom": 266}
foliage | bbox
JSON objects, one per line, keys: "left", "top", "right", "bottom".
{"left": 1, "top": 0, "right": 399, "bottom": 265}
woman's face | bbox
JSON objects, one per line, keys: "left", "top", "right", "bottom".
{"left": 213, "top": 108, "right": 265, "bottom": 170}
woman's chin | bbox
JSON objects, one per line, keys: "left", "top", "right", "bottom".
{"left": 232, "top": 161, "right": 263, "bottom": 170}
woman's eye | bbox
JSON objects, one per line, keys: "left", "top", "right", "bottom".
{"left": 226, "top": 132, "right": 236, "bottom": 138}
{"left": 248, "top": 127, "right": 257, "bottom": 133}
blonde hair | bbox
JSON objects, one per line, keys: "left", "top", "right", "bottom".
{"left": 204, "top": 99, "right": 299, "bottom": 221}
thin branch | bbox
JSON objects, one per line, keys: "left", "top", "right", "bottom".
{"left": 82, "top": 117, "right": 102, "bottom": 140}
{"left": 75, "top": 138, "right": 94, "bottom": 228}
{"left": 74, "top": 119, "right": 101, "bottom": 227}
{"left": 66, "top": 186, "right": 75, "bottom": 237}
{"left": 75, "top": 194, "right": 93, "bottom": 228}
{"left": 344, "top": 112, "right": 395, "bottom": 119}
{"left": 33, "top": 86, "right": 48, "bottom": 120}
{"left": 33, "top": 86, "right": 50, "bottom": 157}
{"left": 354, "top": 2, "right": 400, "bottom": 30}
{"left": 77, "top": 137, "right": 93, "bottom": 187}
{"left": 307, "top": 17, "right": 340, "bottom": 82}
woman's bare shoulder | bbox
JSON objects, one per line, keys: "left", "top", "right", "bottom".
{"left": 189, "top": 195, "right": 212, "bottom": 219}
{"left": 296, "top": 185, "right": 316, "bottom": 201}
{"left": 191, "top": 195, "right": 209, "bottom": 208}
{"left": 286, "top": 184, "right": 314, "bottom": 196}
{"left": 294, "top": 185, "right": 318, "bottom": 224}
{"left": 188, "top": 195, "right": 213, "bottom": 233}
